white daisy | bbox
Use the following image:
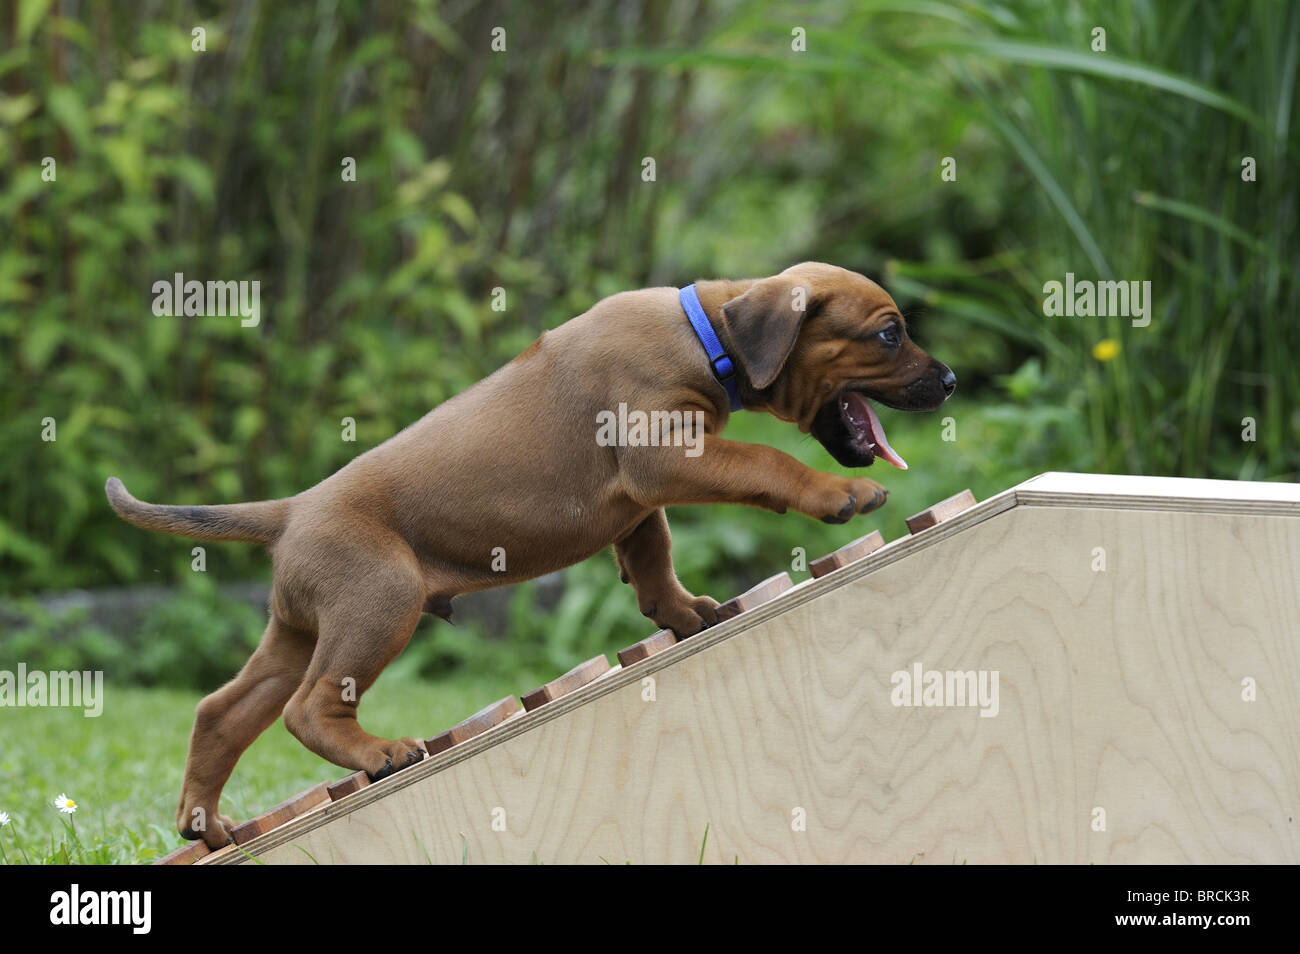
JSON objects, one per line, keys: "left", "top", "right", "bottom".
{"left": 0, "top": 810, "right": 10, "bottom": 826}
{"left": 54, "top": 793, "right": 77, "bottom": 814}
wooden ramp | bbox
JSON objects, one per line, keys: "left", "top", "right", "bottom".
{"left": 180, "top": 472, "right": 1300, "bottom": 864}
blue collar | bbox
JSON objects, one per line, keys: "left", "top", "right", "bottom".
{"left": 678, "top": 283, "right": 743, "bottom": 412}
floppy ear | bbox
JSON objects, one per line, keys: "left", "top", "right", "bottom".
{"left": 719, "top": 277, "right": 815, "bottom": 390}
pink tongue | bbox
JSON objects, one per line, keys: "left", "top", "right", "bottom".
{"left": 843, "top": 393, "right": 909, "bottom": 470}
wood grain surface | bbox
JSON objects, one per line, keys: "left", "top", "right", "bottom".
{"left": 810, "top": 530, "right": 885, "bottom": 578}
{"left": 617, "top": 630, "right": 678, "bottom": 667}
{"left": 521, "top": 655, "right": 612, "bottom": 711}
{"left": 230, "top": 782, "right": 330, "bottom": 846}
{"left": 906, "top": 488, "right": 977, "bottom": 533}
{"left": 714, "top": 572, "right": 793, "bottom": 622}
{"left": 425, "top": 696, "right": 520, "bottom": 755}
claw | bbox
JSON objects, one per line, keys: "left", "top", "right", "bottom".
{"left": 822, "top": 496, "right": 856, "bottom": 524}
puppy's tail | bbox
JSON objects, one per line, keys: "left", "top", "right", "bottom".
{"left": 105, "top": 477, "right": 288, "bottom": 544}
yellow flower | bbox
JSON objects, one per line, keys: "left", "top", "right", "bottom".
{"left": 1092, "top": 338, "right": 1120, "bottom": 362}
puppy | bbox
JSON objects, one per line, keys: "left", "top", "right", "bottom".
{"left": 107, "top": 261, "right": 954, "bottom": 846}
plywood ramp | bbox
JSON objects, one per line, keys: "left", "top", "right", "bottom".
{"left": 210, "top": 473, "right": 1300, "bottom": 864}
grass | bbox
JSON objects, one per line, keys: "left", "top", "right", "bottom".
{"left": 0, "top": 669, "right": 532, "bottom": 864}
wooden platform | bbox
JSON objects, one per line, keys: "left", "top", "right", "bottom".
{"left": 200, "top": 472, "right": 1300, "bottom": 864}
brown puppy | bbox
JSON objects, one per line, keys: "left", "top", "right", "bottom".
{"left": 106, "top": 261, "right": 954, "bottom": 847}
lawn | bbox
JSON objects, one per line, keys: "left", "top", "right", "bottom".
{"left": 0, "top": 669, "right": 532, "bottom": 864}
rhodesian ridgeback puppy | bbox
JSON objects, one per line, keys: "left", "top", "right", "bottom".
{"left": 107, "top": 261, "right": 955, "bottom": 847}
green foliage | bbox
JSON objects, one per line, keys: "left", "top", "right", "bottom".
{"left": 622, "top": 0, "right": 1298, "bottom": 480}
{"left": 1, "top": 3, "right": 534, "bottom": 592}
{"left": 0, "top": 578, "right": 263, "bottom": 690}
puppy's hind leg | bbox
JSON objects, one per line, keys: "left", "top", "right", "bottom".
{"left": 282, "top": 571, "right": 428, "bottom": 780}
{"left": 178, "top": 616, "right": 315, "bottom": 848}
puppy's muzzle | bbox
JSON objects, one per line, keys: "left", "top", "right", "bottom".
{"left": 902, "top": 361, "right": 957, "bottom": 412}
{"left": 810, "top": 362, "right": 956, "bottom": 469}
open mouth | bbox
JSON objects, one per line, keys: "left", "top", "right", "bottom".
{"left": 811, "top": 391, "right": 909, "bottom": 470}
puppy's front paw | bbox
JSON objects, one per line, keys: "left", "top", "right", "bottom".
{"left": 639, "top": 591, "right": 719, "bottom": 639}
{"left": 848, "top": 477, "right": 888, "bottom": 514}
{"left": 802, "top": 475, "right": 888, "bottom": 523}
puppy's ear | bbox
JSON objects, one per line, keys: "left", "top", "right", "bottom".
{"left": 719, "top": 277, "right": 815, "bottom": 390}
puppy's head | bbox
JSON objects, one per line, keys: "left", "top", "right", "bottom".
{"left": 718, "top": 262, "right": 955, "bottom": 469}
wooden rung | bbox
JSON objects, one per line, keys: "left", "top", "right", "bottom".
{"left": 810, "top": 530, "right": 885, "bottom": 578}
{"left": 425, "top": 696, "right": 520, "bottom": 755}
{"left": 906, "top": 489, "right": 977, "bottom": 534}
{"left": 155, "top": 839, "right": 211, "bottom": 866}
{"left": 715, "top": 572, "right": 794, "bottom": 623}
{"left": 231, "top": 782, "right": 330, "bottom": 845}
{"left": 617, "top": 629, "right": 677, "bottom": 667}
{"left": 522, "top": 655, "right": 611, "bottom": 711}
{"left": 327, "top": 770, "right": 370, "bottom": 802}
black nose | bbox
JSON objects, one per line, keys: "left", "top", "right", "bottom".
{"left": 940, "top": 366, "right": 957, "bottom": 397}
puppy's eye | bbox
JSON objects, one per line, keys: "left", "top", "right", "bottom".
{"left": 877, "top": 324, "right": 901, "bottom": 349}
